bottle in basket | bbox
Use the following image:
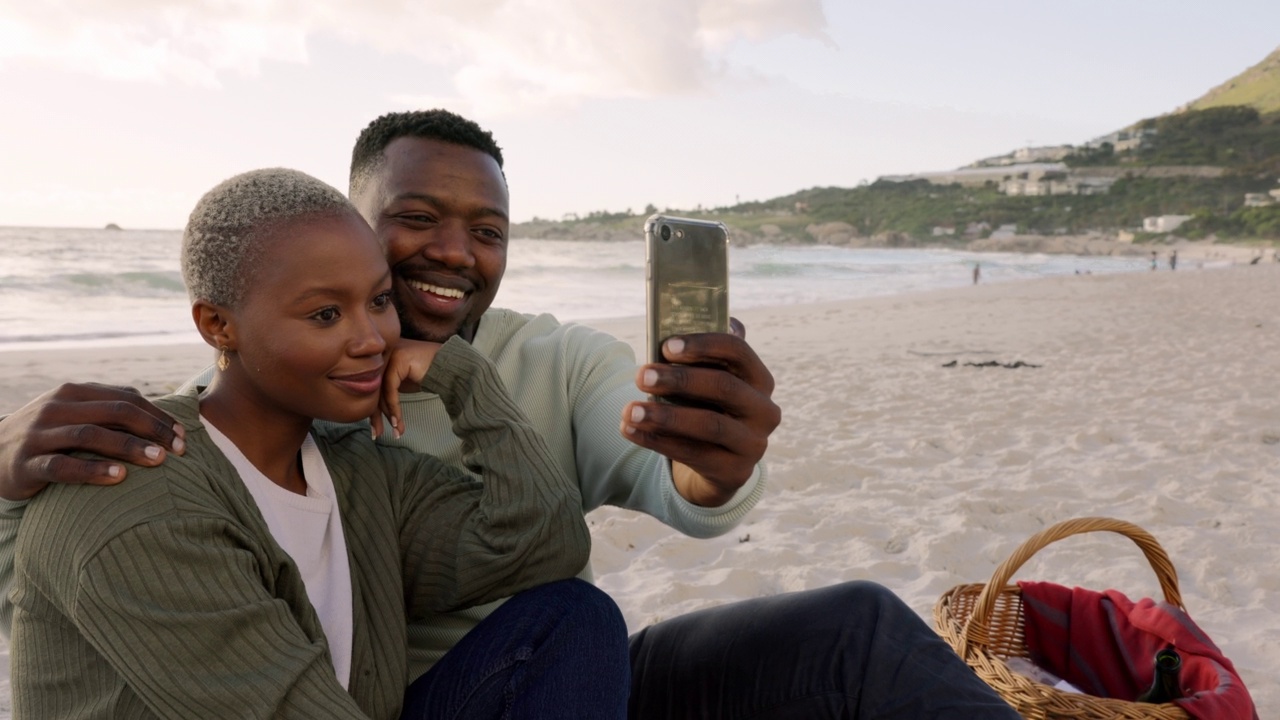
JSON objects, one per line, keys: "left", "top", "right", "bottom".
{"left": 1135, "top": 646, "right": 1183, "bottom": 703}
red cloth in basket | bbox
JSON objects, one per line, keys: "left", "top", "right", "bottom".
{"left": 1018, "top": 581, "right": 1258, "bottom": 720}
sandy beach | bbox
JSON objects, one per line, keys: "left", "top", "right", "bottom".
{"left": 1, "top": 262, "right": 1277, "bottom": 715}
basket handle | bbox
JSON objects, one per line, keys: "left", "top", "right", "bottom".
{"left": 962, "top": 517, "right": 1183, "bottom": 651}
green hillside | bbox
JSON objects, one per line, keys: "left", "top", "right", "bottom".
{"left": 1066, "top": 105, "right": 1280, "bottom": 175}
{"left": 516, "top": 48, "right": 1280, "bottom": 244}
{"left": 1191, "top": 46, "right": 1280, "bottom": 115}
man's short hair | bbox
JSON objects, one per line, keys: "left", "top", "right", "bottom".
{"left": 348, "top": 109, "right": 505, "bottom": 198}
{"left": 182, "top": 168, "right": 354, "bottom": 307}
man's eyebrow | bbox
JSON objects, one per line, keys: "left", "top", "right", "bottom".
{"left": 390, "top": 192, "right": 509, "bottom": 222}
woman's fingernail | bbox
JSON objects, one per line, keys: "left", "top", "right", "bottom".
{"left": 107, "top": 465, "right": 122, "bottom": 478}
{"left": 642, "top": 369, "right": 658, "bottom": 388}
{"left": 172, "top": 423, "right": 186, "bottom": 439}
{"left": 630, "top": 406, "right": 645, "bottom": 423}
{"left": 144, "top": 445, "right": 162, "bottom": 460}
{"left": 171, "top": 437, "right": 185, "bottom": 453}
{"left": 665, "top": 338, "right": 684, "bottom": 355}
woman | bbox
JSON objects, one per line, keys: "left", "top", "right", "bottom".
{"left": 10, "top": 168, "right": 628, "bottom": 719}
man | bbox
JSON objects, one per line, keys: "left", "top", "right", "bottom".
{"left": 0, "top": 110, "right": 1017, "bottom": 718}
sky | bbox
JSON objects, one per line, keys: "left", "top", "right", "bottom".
{"left": 2, "top": 1, "right": 1279, "bottom": 230}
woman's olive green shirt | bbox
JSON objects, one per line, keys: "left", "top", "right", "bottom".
{"left": 10, "top": 338, "right": 589, "bottom": 719}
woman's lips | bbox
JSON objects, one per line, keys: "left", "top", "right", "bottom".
{"left": 331, "top": 366, "right": 384, "bottom": 395}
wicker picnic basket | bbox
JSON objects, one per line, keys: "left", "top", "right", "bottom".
{"left": 933, "top": 517, "right": 1191, "bottom": 720}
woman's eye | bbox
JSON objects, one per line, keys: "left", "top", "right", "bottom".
{"left": 372, "top": 291, "right": 393, "bottom": 309}
{"left": 313, "top": 307, "right": 340, "bottom": 323}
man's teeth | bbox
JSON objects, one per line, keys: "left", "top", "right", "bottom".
{"left": 407, "top": 279, "right": 465, "bottom": 299}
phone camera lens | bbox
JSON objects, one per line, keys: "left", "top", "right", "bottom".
{"left": 660, "top": 224, "right": 671, "bottom": 241}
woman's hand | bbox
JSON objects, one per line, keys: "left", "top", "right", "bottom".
{"left": 373, "top": 340, "right": 443, "bottom": 439}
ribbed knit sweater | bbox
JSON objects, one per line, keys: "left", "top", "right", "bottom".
{"left": 9, "top": 337, "right": 589, "bottom": 719}
{"left": 368, "top": 309, "right": 766, "bottom": 676}
{"left": 0, "top": 307, "right": 765, "bottom": 679}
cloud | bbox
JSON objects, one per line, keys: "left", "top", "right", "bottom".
{"left": 0, "top": 0, "right": 828, "bottom": 110}
{"left": 0, "top": 2, "right": 311, "bottom": 86}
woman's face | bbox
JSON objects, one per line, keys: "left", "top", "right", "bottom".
{"left": 223, "top": 210, "right": 399, "bottom": 425}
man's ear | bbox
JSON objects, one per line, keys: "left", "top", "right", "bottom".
{"left": 192, "top": 301, "right": 236, "bottom": 351}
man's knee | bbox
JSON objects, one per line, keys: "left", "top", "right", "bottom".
{"left": 535, "top": 579, "right": 627, "bottom": 639}
{"left": 773, "top": 580, "right": 916, "bottom": 628}
{"left": 566, "top": 579, "right": 626, "bottom": 631}
{"left": 820, "top": 580, "right": 901, "bottom": 608}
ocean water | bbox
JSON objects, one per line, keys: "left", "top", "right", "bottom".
{"left": 0, "top": 226, "right": 1148, "bottom": 352}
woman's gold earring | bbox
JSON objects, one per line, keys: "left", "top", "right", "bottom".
{"left": 217, "top": 348, "right": 230, "bottom": 371}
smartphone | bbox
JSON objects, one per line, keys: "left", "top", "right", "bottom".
{"left": 644, "top": 214, "right": 730, "bottom": 376}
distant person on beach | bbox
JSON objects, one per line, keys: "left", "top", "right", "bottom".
{"left": 8, "top": 168, "right": 627, "bottom": 718}
{"left": 1170, "top": 249, "right": 1178, "bottom": 270}
{"left": 1151, "top": 250, "right": 1158, "bottom": 271}
{"left": 973, "top": 262, "right": 981, "bottom": 284}
{"left": 0, "top": 110, "right": 1019, "bottom": 719}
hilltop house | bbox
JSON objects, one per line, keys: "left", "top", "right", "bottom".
{"left": 1000, "top": 168, "right": 1117, "bottom": 196}
{"left": 1143, "top": 215, "right": 1193, "bottom": 233}
{"left": 1083, "top": 127, "right": 1157, "bottom": 153}
{"left": 881, "top": 162, "right": 1119, "bottom": 196}
{"left": 972, "top": 145, "right": 1074, "bottom": 167}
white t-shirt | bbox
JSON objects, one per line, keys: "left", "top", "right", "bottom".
{"left": 202, "top": 418, "right": 355, "bottom": 689}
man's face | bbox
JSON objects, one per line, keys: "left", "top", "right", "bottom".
{"left": 354, "top": 137, "right": 509, "bottom": 343}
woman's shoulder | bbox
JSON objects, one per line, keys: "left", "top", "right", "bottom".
{"left": 24, "top": 430, "right": 245, "bottom": 556}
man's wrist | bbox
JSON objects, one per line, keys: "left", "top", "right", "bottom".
{"left": 0, "top": 495, "right": 32, "bottom": 516}
{"left": 671, "top": 461, "right": 739, "bottom": 508}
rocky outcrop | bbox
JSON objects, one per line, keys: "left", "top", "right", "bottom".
{"left": 805, "top": 222, "right": 855, "bottom": 245}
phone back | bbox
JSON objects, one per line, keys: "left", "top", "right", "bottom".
{"left": 645, "top": 214, "right": 729, "bottom": 365}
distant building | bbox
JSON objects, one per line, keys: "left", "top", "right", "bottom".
{"left": 972, "top": 145, "right": 1075, "bottom": 167}
{"left": 999, "top": 168, "right": 1118, "bottom": 197}
{"left": 1271, "top": 187, "right": 1280, "bottom": 201}
{"left": 989, "top": 223, "right": 1018, "bottom": 240}
{"left": 1013, "top": 145, "right": 1074, "bottom": 163}
{"left": 1143, "top": 215, "right": 1193, "bottom": 233}
{"left": 931, "top": 225, "right": 956, "bottom": 236}
{"left": 1244, "top": 193, "right": 1275, "bottom": 208}
{"left": 880, "top": 163, "right": 1067, "bottom": 188}
{"left": 880, "top": 162, "right": 1116, "bottom": 198}
{"left": 1083, "top": 127, "right": 1156, "bottom": 153}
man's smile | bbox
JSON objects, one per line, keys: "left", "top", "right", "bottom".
{"left": 405, "top": 278, "right": 467, "bottom": 299}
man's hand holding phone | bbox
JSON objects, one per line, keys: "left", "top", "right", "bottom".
{"left": 620, "top": 319, "right": 780, "bottom": 508}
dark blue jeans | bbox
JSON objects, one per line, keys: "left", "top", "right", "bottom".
{"left": 400, "top": 579, "right": 629, "bottom": 719}
{"left": 627, "top": 581, "right": 1020, "bottom": 719}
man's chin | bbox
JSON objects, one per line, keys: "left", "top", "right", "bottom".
{"left": 398, "top": 316, "right": 467, "bottom": 344}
